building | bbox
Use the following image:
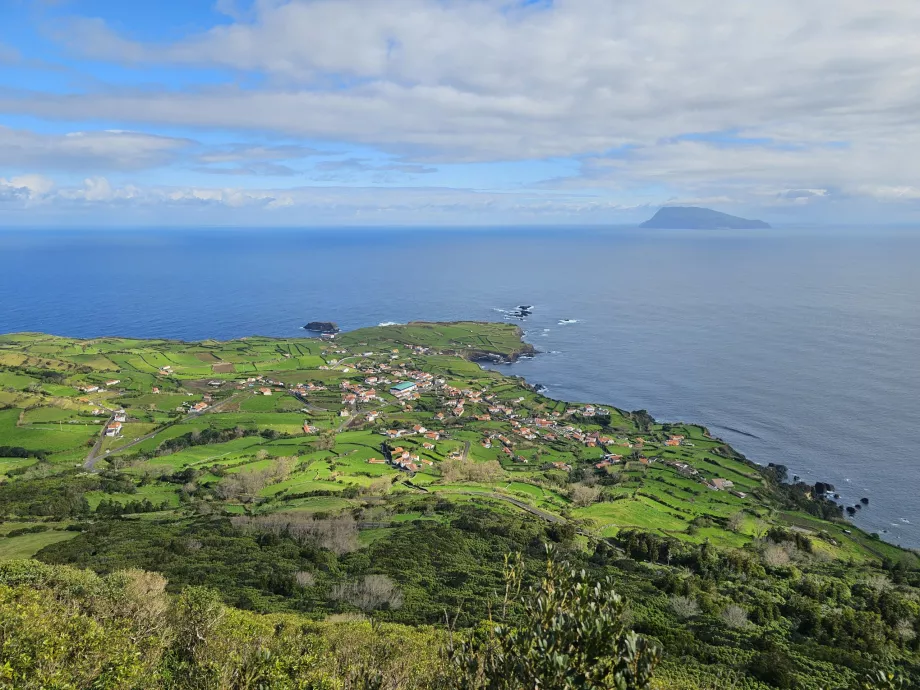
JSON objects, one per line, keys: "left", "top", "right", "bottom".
{"left": 709, "top": 478, "right": 735, "bottom": 491}
{"left": 389, "top": 381, "right": 417, "bottom": 398}
{"left": 105, "top": 422, "right": 122, "bottom": 437}
{"left": 259, "top": 387, "right": 272, "bottom": 396}
{"left": 113, "top": 411, "right": 127, "bottom": 423}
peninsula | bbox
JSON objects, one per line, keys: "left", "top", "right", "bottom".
{"left": 0, "top": 322, "right": 916, "bottom": 689}
{"left": 641, "top": 206, "right": 771, "bottom": 229}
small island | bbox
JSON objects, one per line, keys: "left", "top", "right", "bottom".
{"left": 641, "top": 206, "right": 771, "bottom": 230}
{"left": 303, "top": 321, "right": 340, "bottom": 333}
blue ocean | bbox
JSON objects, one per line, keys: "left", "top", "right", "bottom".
{"left": 1, "top": 226, "right": 918, "bottom": 547}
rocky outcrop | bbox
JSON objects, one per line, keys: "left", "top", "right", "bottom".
{"left": 303, "top": 322, "right": 340, "bottom": 333}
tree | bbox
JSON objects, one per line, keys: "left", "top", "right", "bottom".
{"left": 447, "top": 548, "right": 661, "bottom": 690}
{"left": 570, "top": 483, "right": 601, "bottom": 507}
{"left": 331, "top": 574, "right": 404, "bottom": 612}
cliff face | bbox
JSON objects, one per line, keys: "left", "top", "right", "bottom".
{"left": 641, "top": 206, "right": 770, "bottom": 229}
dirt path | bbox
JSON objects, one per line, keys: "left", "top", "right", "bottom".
{"left": 449, "top": 489, "right": 565, "bottom": 524}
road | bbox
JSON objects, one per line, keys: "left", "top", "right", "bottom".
{"left": 450, "top": 489, "right": 566, "bottom": 524}
{"left": 83, "top": 393, "right": 247, "bottom": 471}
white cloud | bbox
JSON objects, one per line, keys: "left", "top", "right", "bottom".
{"left": 0, "top": 126, "right": 193, "bottom": 172}
{"left": 0, "top": 174, "right": 56, "bottom": 203}
{"left": 39, "top": 0, "right": 920, "bottom": 160}
{"left": 4, "top": 0, "right": 920, "bottom": 218}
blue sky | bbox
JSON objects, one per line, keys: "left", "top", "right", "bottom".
{"left": 2, "top": 0, "right": 920, "bottom": 226}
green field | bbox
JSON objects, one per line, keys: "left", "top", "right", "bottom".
{"left": 1, "top": 323, "right": 919, "bottom": 689}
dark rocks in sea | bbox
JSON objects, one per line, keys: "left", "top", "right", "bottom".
{"left": 510, "top": 305, "right": 533, "bottom": 319}
{"left": 814, "top": 481, "right": 835, "bottom": 496}
{"left": 303, "top": 321, "right": 340, "bottom": 333}
{"left": 861, "top": 497, "right": 869, "bottom": 505}
{"left": 640, "top": 206, "right": 771, "bottom": 230}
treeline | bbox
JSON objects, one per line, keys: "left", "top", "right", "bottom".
{"left": 0, "top": 473, "right": 96, "bottom": 518}
{"left": 154, "top": 426, "right": 263, "bottom": 455}
{"left": 0, "top": 445, "right": 48, "bottom": 461}
{"left": 95, "top": 498, "right": 170, "bottom": 516}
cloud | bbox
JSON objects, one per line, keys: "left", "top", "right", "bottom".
{"left": 0, "top": 174, "right": 642, "bottom": 222}
{"left": 552, "top": 136, "right": 920, "bottom": 207}
{"left": 0, "top": 126, "right": 193, "bottom": 172}
{"left": 195, "top": 143, "right": 324, "bottom": 164}
{"left": 313, "top": 158, "right": 437, "bottom": 175}
{"left": 5, "top": 0, "right": 920, "bottom": 219}
{"left": 0, "top": 174, "right": 55, "bottom": 202}
{"left": 36, "top": 0, "right": 920, "bottom": 162}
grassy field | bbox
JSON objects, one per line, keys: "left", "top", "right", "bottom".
{"left": 0, "top": 323, "right": 914, "bottom": 573}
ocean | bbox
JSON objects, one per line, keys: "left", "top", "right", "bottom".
{"left": 1, "top": 226, "right": 918, "bottom": 547}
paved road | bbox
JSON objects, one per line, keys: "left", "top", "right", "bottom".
{"left": 83, "top": 412, "right": 115, "bottom": 470}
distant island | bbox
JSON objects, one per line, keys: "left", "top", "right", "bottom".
{"left": 641, "top": 206, "right": 771, "bottom": 230}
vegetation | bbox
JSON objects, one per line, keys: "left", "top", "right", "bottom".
{"left": 0, "top": 323, "right": 918, "bottom": 688}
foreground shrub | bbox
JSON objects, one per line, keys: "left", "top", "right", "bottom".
{"left": 447, "top": 548, "right": 661, "bottom": 690}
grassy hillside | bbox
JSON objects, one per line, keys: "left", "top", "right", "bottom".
{"left": 0, "top": 323, "right": 918, "bottom": 688}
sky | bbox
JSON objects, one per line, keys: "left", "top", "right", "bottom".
{"left": 2, "top": 0, "right": 920, "bottom": 226}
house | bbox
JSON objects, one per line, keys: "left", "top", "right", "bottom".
{"left": 709, "top": 478, "right": 735, "bottom": 491}
{"left": 191, "top": 402, "right": 208, "bottom": 413}
{"left": 113, "top": 411, "right": 127, "bottom": 423}
{"left": 424, "top": 431, "right": 440, "bottom": 440}
{"left": 422, "top": 442, "right": 435, "bottom": 450}
{"left": 208, "top": 380, "right": 222, "bottom": 387}
{"left": 389, "top": 381, "right": 417, "bottom": 398}
{"left": 340, "top": 409, "right": 350, "bottom": 417}
{"left": 367, "top": 458, "right": 386, "bottom": 464}
{"left": 105, "top": 379, "right": 120, "bottom": 387}
{"left": 259, "top": 387, "right": 272, "bottom": 396}
{"left": 79, "top": 384, "right": 100, "bottom": 393}
{"left": 551, "top": 461, "right": 573, "bottom": 472}
{"left": 105, "top": 422, "right": 122, "bottom": 437}
{"left": 152, "top": 387, "right": 160, "bottom": 394}
{"left": 302, "top": 422, "right": 317, "bottom": 434}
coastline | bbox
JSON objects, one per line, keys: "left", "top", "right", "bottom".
{"left": 479, "top": 324, "right": 907, "bottom": 553}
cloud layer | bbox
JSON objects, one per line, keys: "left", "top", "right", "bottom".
{"left": 4, "top": 0, "right": 920, "bottom": 222}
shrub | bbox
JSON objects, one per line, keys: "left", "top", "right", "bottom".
{"left": 447, "top": 547, "right": 661, "bottom": 689}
